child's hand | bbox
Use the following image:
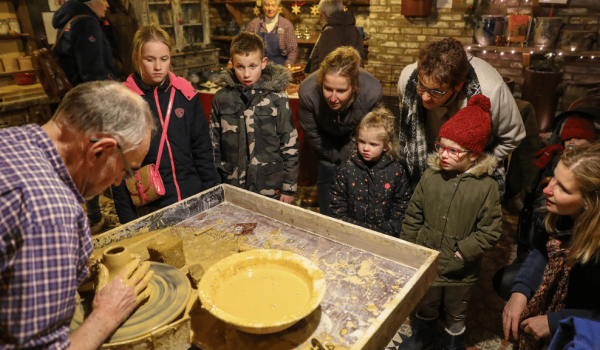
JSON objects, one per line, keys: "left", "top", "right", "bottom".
{"left": 280, "top": 194, "right": 294, "bottom": 204}
{"left": 454, "top": 251, "right": 463, "bottom": 260}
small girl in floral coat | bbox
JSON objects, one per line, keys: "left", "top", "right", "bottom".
{"left": 329, "top": 107, "right": 412, "bottom": 237}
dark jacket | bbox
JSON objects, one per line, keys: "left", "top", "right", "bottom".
{"left": 112, "top": 72, "right": 219, "bottom": 224}
{"left": 511, "top": 213, "right": 600, "bottom": 335}
{"left": 209, "top": 63, "right": 299, "bottom": 198}
{"left": 401, "top": 153, "right": 502, "bottom": 286}
{"left": 298, "top": 68, "right": 383, "bottom": 167}
{"left": 330, "top": 153, "right": 412, "bottom": 237}
{"left": 52, "top": 0, "right": 115, "bottom": 85}
{"left": 104, "top": 0, "right": 139, "bottom": 80}
{"left": 309, "top": 11, "right": 365, "bottom": 73}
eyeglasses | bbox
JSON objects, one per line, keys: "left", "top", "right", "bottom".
{"left": 434, "top": 142, "right": 470, "bottom": 161}
{"left": 412, "top": 79, "right": 453, "bottom": 99}
{"left": 90, "top": 139, "right": 136, "bottom": 180}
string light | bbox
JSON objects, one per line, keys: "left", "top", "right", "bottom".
{"left": 580, "top": 56, "right": 584, "bottom": 59}
{"left": 501, "top": 52, "right": 505, "bottom": 55}
{"left": 530, "top": 51, "right": 534, "bottom": 54}
{"left": 483, "top": 50, "right": 487, "bottom": 54}
{"left": 467, "top": 46, "right": 471, "bottom": 50}
{"left": 511, "top": 50, "right": 515, "bottom": 54}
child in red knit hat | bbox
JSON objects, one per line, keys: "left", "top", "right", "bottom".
{"left": 535, "top": 116, "right": 596, "bottom": 170}
{"left": 400, "top": 95, "right": 503, "bottom": 350}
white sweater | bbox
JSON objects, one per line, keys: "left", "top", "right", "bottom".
{"left": 397, "top": 56, "right": 526, "bottom": 161}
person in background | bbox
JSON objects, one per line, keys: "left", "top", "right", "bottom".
{"left": 330, "top": 107, "right": 412, "bottom": 237}
{"left": 397, "top": 38, "right": 525, "bottom": 196}
{"left": 246, "top": 0, "right": 298, "bottom": 65}
{"left": 104, "top": 0, "right": 139, "bottom": 81}
{"left": 53, "top": 0, "right": 118, "bottom": 234}
{"left": 503, "top": 144, "right": 600, "bottom": 350}
{"left": 0, "top": 81, "right": 154, "bottom": 349}
{"left": 210, "top": 32, "right": 299, "bottom": 203}
{"left": 400, "top": 95, "right": 503, "bottom": 350}
{"left": 299, "top": 46, "right": 382, "bottom": 216}
{"left": 307, "top": 0, "right": 365, "bottom": 73}
{"left": 112, "top": 25, "right": 219, "bottom": 224}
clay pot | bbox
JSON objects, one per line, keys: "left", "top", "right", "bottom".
{"left": 400, "top": 0, "right": 432, "bottom": 17}
{"left": 533, "top": 17, "right": 563, "bottom": 49}
{"left": 102, "top": 245, "right": 134, "bottom": 282}
{"left": 561, "top": 30, "right": 596, "bottom": 52}
{"left": 474, "top": 16, "right": 505, "bottom": 47}
{"left": 225, "top": 21, "right": 239, "bottom": 37}
{"left": 521, "top": 66, "right": 563, "bottom": 133}
{"left": 502, "top": 76, "right": 515, "bottom": 93}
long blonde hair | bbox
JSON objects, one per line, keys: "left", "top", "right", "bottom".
{"left": 356, "top": 107, "right": 400, "bottom": 160}
{"left": 132, "top": 25, "right": 173, "bottom": 78}
{"left": 544, "top": 143, "right": 600, "bottom": 266}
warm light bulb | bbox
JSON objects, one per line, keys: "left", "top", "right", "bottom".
{"left": 511, "top": 50, "right": 515, "bottom": 54}
{"left": 467, "top": 46, "right": 471, "bottom": 50}
{"left": 501, "top": 52, "right": 505, "bottom": 55}
{"left": 530, "top": 51, "right": 534, "bottom": 54}
{"left": 483, "top": 50, "right": 487, "bottom": 54}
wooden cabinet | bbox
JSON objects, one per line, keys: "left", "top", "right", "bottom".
{"left": 131, "top": 0, "right": 218, "bottom": 77}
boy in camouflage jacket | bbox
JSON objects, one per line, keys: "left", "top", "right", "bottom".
{"left": 210, "top": 32, "right": 299, "bottom": 202}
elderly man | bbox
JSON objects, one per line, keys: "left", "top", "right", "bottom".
{"left": 397, "top": 38, "right": 526, "bottom": 196}
{"left": 0, "top": 81, "right": 155, "bottom": 349}
{"left": 307, "top": 0, "right": 365, "bottom": 73}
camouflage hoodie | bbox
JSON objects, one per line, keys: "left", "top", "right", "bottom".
{"left": 210, "top": 63, "right": 299, "bottom": 198}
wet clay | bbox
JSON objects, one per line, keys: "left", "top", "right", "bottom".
{"left": 148, "top": 236, "right": 186, "bottom": 268}
{"left": 213, "top": 265, "right": 310, "bottom": 324}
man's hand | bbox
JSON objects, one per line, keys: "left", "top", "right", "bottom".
{"left": 521, "top": 315, "right": 551, "bottom": 340}
{"left": 503, "top": 292, "right": 528, "bottom": 340}
{"left": 280, "top": 194, "right": 294, "bottom": 204}
{"left": 93, "top": 260, "right": 154, "bottom": 325}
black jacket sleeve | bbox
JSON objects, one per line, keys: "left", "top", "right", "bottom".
{"left": 190, "top": 95, "right": 220, "bottom": 190}
{"left": 111, "top": 181, "right": 138, "bottom": 224}
{"left": 71, "top": 17, "right": 113, "bottom": 82}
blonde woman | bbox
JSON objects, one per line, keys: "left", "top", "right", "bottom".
{"left": 112, "top": 25, "right": 219, "bottom": 224}
{"left": 503, "top": 143, "right": 600, "bottom": 350}
{"left": 245, "top": 0, "right": 297, "bottom": 65}
{"left": 298, "top": 46, "right": 383, "bottom": 216}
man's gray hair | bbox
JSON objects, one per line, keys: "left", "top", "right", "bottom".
{"left": 53, "top": 81, "right": 156, "bottom": 153}
{"left": 263, "top": 0, "right": 282, "bottom": 6}
{"left": 318, "top": 0, "right": 343, "bottom": 17}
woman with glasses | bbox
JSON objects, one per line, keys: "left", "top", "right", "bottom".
{"left": 298, "top": 46, "right": 382, "bottom": 216}
{"left": 397, "top": 38, "right": 525, "bottom": 196}
{"left": 111, "top": 25, "right": 219, "bottom": 224}
{"left": 400, "top": 95, "right": 502, "bottom": 350}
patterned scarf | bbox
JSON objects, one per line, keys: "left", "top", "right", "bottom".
{"left": 518, "top": 237, "right": 571, "bottom": 350}
{"left": 398, "top": 63, "right": 506, "bottom": 198}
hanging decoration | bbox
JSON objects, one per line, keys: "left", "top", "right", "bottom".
{"left": 310, "top": 4, "right": 320, "bottom": 16}
{"left": 291, "top": 2, "right": 304, "bottom": 15}
{"left": 343, "top": 6, "right": 348, "bottom": 11}
{"left": 278, "top": 6, "right": 283, "bottom": 14}
{"left": 463, "top": 0, "right": 490, "bottom": 30}
{"left": 253, "top": 6, "right": 261, "bottom": 16}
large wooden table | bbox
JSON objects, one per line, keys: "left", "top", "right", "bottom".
{"left": 92, "top": 185, "right": 438, "bottom": 349}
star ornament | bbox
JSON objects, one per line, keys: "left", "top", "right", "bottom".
{"left": 310, "top": 4, "right": 320, "bottom": 16}
{"left": 253, "top": 5, "right": 261, "bottom": 16}
{"left": 343, "top": 6, "right": 348, "bottom": 11}
{"left": 291, "top": 4, "right": 301, "bottom": 14}
{"left": 278, "top": 6, "right": 283, "bottom": 14}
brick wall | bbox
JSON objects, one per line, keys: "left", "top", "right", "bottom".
{"left": 367, "top": 0, "right": 600, "bottom": 112}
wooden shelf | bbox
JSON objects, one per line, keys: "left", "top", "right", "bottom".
{"left": 466, "top": 45, "right": 600, "bottom": 58}
{"left": 210, "top": 0, "right": 368, "bottom": 3}
{"left": 0, "top": 33, "right": 29, "bottom": 40}
{"left": 0, "top": 69, "right": 34, "bottom": 78}
{"left": 183, "top": 23, "right": 204, "bottom": 26}
{"left": 148, "top": 1, "right": 170, "bottom": 4}
{"left": 211, "top": 35, "right": 368, "bottom": 46}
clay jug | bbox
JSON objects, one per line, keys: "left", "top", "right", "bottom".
{"left": 521, "top": 66, "right": 563, "bottom": 133}
{"left": 102, "top": 245, "right": 134, "bottom": 282}
{"left": 533, "top": 17, "right": 563, "bottom": 49}
{"left": 561, "top": 30, "right": 596, "bottom": 52}
{"left": 474, "top": 16, "right": 505, "bottom": 47}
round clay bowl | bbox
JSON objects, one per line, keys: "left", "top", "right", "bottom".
{"left": 198, "top": 249, "right": 326, "bottom": 334}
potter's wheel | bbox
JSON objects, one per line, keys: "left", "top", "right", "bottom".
{"left": 70, "top": 262, "right": 191, "bottom": 343}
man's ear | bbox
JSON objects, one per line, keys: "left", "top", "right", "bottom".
{"left": 87, "top": 138, "right": 118, "bottom": 165}
{"left": 261, "top": 56, "right": 268, "bottom": 70}
{"left": 454, "top": 80, "right": 465, "bottom": 92}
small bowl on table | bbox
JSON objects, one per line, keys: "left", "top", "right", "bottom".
{"left": 198, "top": 249, "right": 326, "bottom": 334}
{"left": 13, "top": 72, "right": 36, "bottom": 85}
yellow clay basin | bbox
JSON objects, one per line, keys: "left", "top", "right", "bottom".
{"left": 198, "top": 249, "right": 326, "bottom": 334}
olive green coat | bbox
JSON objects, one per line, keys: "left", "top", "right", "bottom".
{"left": 400, "top": 153, "right": 502, "bottom": 286}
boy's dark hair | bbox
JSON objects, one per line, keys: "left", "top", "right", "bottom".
{"left": 230, "top": 32, "right": 265, "bottom": 59}
{"left": 417, "top": 38, "right": 469, "bottom": 89}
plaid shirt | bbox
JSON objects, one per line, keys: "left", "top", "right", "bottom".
{"left": 246, "top": 16, "right": 298, "bottom": 64}
{"left": 0, "top": 124, "right": 93, "bottom": 349}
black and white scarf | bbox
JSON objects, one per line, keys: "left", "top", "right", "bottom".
{"left": 399, "top": 65, "right": 506, "bottom": 198}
